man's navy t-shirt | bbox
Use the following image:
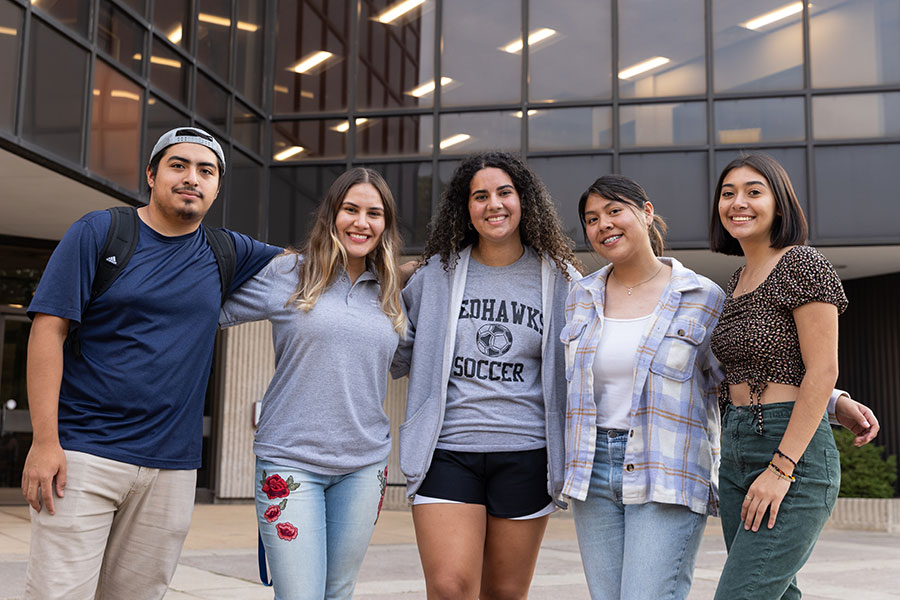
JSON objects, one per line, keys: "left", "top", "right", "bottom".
{"left": 28, "top": 210, "right": 281, "bottom": 469}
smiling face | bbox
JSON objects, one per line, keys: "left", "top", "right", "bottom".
{"left": 467, "top": 167, "right": 522, "bottom": 250}
{"left": 583, "top": 192, "right": 655, "bottom": 265}
{"left": 718, "top": 166, "right": 778, "bottom": 246}
{"left": 334, "top": 182, "right": 386, "bottom": 268}
{"left": 147, "top": 142, "right": 220, "bottom": 223}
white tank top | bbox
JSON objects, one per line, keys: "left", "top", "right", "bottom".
{"left": 591, "top": 314, "right": 652, "bottom": 430}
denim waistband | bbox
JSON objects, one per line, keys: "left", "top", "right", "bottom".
{"left": 723, "top": 401, "right": 796, "bottom": 422}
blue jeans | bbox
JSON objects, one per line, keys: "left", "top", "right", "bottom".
{"left": 571, "top": 429, "right": 707, "bottom": 600}
{"left": 255, "top": 457, "right": 389, "bottom": 600}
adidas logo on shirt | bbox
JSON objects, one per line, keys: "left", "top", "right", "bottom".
{"left": 105, "top": 256, "right": 117, "bottom": 265}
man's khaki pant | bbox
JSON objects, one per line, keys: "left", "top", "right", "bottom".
{"left": 25, "top": 450, "right": 197, "bottom": 600}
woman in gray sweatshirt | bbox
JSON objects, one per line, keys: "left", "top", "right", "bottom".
{"left": 391, "top": 152, "right": 580, "bottom": 599}
{"left": 220, "top": 168, "right": 406, "bottom": 600}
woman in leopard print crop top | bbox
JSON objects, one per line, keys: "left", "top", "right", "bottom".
{"left": 708, "top": 154, "right": 846, "bottom": 600}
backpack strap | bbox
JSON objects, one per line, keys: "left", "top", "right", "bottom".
{"left": 91, "top": 206, "right": 141, "bottom": 301}
{"left": 203, "top": 225, "right": 236, "bottom": 306}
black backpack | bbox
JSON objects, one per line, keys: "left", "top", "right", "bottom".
{"left": 66, "top": 206, "right": 236, "bottom": 357}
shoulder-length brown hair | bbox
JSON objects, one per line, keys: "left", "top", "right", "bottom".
{"left": 288, "top": 168, "right": 405, "bottom": 335}
{"left": 710, "top": 153, "right": 808, "bottom": 256}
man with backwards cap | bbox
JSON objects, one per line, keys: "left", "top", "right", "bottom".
{"left": 21, "top": 127, "right": 281, "bottom": 599}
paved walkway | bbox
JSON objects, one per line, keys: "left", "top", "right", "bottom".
{"left": 2, "top": 503, "right": 899, "bottom": 599}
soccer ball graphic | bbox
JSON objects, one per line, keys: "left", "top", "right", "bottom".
{"left": 476, "top": 324, "right": 513, "bottom": 357}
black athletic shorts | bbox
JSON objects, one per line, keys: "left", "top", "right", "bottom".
{"left": 415, "top": 447, "right": 553, "bottom": 519}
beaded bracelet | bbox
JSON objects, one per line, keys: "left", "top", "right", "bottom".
{"left": 768, "top": 461, "right": 796, "bottom": 483}
{"left": 774, "top": 448, "right": 798, "bottom": 468}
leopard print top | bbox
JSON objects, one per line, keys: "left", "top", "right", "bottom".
{"left": 710, "top": 245, "right": 848, "bottom": 433}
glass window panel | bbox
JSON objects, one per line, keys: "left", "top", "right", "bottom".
{"left": 366, "top": 162, "right": 433, "bottom": 249}
{"left": 619, "top": 152, "right": 708, "bottom": 245}
{"left": 150, "top": 36, "right": 189, "bottom": 105}
{"left": 715, "top": 147, "right": 807, "bottom": 216}
{"left": 119, "top": 0, "right": 145, "bottom": 18}
{"left": 528, "top": 107, "right": 612, "bottom": 151}
{"left": 197, "top": 0, "right": 232, "bottom": 82}
{"left": 440, "top": 0, "right": 520, "bottom": 107}
{"left": 97, "top": 0, "right": 145, "bottom": 77}
{"left": 90, "top": 60, "right": 142, "bottom": 190}
{"left": 153, "top": 0, "right": 190, "bottom": 50}
{"left": 813, "top": 93, "right": 900, "bottom": 140}
{"left": 233, "top": 99, "right": 262, "bottom": 154}
{"left": 810, "top": 0, "right": 900, "bottom": 88}
{"left": 715, "top": 97, "right": 805, "bottom": 144}
{"left": 529, "top": 0, "right": 611, "bottom": 102}
{"left": 32, "top": 0, "right": 90, "bottom": 39}
{"left": 618, "top": 0, "right": 705, "bottom": 98}
{"left": 713, "top": 0, "right": 803, "bottom": 93}
{"left": 272, "top": 120, "right": 347, "bottom": 161}
{"left": 274, "top": 1, "right": 349, "bottom": 114}
{"left": 269, "top": 165, "right": 346, "bottom": 247}
{"left": 814, "top": 144, "right": 900, "bottom": 239}
{"left": 529, "top": 155, "right": 614, "bottom": 247}
{"left": 23, "top": 19, "right": 88, "bottom": 163}
{"left": 0, "top": 1, "right": 23, "bottom": 132}
{"left": 196, "top": 71, "right": 230, "bottom": 134}
{"left": 144, "top": 94, "right": 189, "bottom": 172}
{"left": 224, "top": 150, "right": 262, "bottom": 237}
{"left": 357, "top": 115, "right": 433, "bottom": 157}
{"left": 439, "top": 111, "right": 520, "bottom": 155}
{"left": 235, "top": 0, "right": 265, "bottom": 107}
{"left": 619, "top": 102, "right": 706, "bottom": 148}
{"left": 357, "top": 0, "right": 435, "bottom": 110}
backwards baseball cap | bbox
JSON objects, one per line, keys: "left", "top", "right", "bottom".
{"left": 150, "top": 126, "right": 226, "bottom": 174}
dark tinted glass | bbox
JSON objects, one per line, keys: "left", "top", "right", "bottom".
{"left": 0, "top": 1, "right": 23, "bottom": 132}
{"left": 274, "top": 1, "right": 349, "bottom": 114}
{"left": 439, "top": 111, "right": 520, "bottom": 155}
{"left": 98, "top": 0, "right": 145, "bottom": 77}
{"left": 813, "top": 93, "right": 900, "bottom": 140}
{"left": 357, "top": 0, "right": 436, "bottom": 110}
{"left": 90, "top": 60, "right": 143, "bottom": 190}
{"left": 196, "top": 71, "right": 230, "bottom": 134}
{"left": 32, "top": 0, "right": 90, "bottom": 39}
{"left": 235, "top": 0, "right": 265, "bottom": 107}
{"left": 233, "top": 99, "right": 263, "bottom": 154}
{"left": 153, "top": 0, "right": 190, "bottom": 50}
{"left": 619, "top": 152, "right": 708, "bottom": 246}
{"left": 23, "top": 19, "right": 88, "bottom": 163}
{"left": 619, "top": 102, "right": 706, "bottom": 147}
{"left": 197, "top": 0, "right": 232, "bottom": 82}
{"left": 715, "top": 97, "right": 805, "bottom": 144}
{"left": 367, "top": 162, "right": 433, "bottom": 249}
{"left": 269, "top": 164, "right": 346, "bottom": 247}
{"left": 357, "top": 115, "right": 433, "bottom": 157}
{"left": 272, "top": 120, "right": 347, "bottom": 161}
{"left": 150, "top": 36, "right": 189, "bottom": 105}
{"left": 118, "top": 0, "right": 145, "bottom": 18}
{"left": 225, "top": 150, "right": 262, "bottom": 237}
{"left": 144, "top": 94, "right": 189, "bottom": 173}
{"left": 529, "top": 107, "right": 612, "bottom": 151}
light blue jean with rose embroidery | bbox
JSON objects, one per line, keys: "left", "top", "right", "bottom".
{"left": 255, "top": 457, "right": 389, "bottom": 600}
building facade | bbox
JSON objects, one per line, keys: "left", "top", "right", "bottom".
{"left": 0, "top": 0, "right": 898, "bottom": 501}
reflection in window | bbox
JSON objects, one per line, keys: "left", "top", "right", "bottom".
{"left": 150, "top": 36, "right": 189, "bottom": 105}
{"left": 90, "top": 60, "right": 142, "bottom": 190}
{"left": 97, "top": 1, "right": 145, "bottom": 77}
{"left": 810, "top": 0, "right": 900, "bottom": 88}
{"left": 269, "top": 165, "right": 346, "bottom": 247}
{"left": 357, "top": 115, "right": 433, "bottom": 157}
{"left": 528, "top": 155, "right": 613, "bottom": 247}
{"left": 197, "top": 0, "right": 232, "bottom": 82}
{"left": 439, "top": 111, "right": 520, "bottom": 155}
{"left": 233, "top": 100, "right": 263, "bottom": 154}
{"left": 235, "top": 0, "right": 265, "bottom": 107}
{"left": 813, "top": 93, "right": 900, "bottom": 140}
{"left": 529, "top": 0, "right": 611, "bottom": 102}
{"left": 119, "top": 0, "right": 145, "bottom": 18}
{"left": 618, "top": 0, "right": 705, "bottom": 98}
{"left": 23, "top": 19, "right": 88, "bottom": 164}
{"left": 272, "top": 120, "right": 347, "bottom": 161}
{"left": 153, "top": 0, "right": 190, "bottom": 50}
{"left": 32, "top": 0, "right": 90, "bottom": 39}
{"left": 528, "top": 107, "right": 612, "bottom": 151}
{"left": 368, "top": 162, "right": 433, "bottom": 249}
{"left": 619, "top": 102, "right": 706, "bottom": 148}
{"left": 0, "top": 1, "right": 23, "bottom": 132}
{"left": 357, "top": 0, "right": 435, "bottom": 110}
{"left": 814, "top": 144, "right": 900, "bottom": 239}
{"left": 713, "top": 0, "right": 803, "bottom": 93}
{"left": 715, "top": 97, "right": 804, "bottom": 144}
{"left": 196, "top": 71, "right": 230, "bottom": 134}
{"left": 144, "top": 95, "right": 188, "bottom": 170}
{"left": 715, "top": 147, "right": 807, "bottom": 215}
{"left": 274, "top": 1, "right": 348, "bottom": 114}
{"left": 619, "top": 152, "right": 708, "bottom": 245}
{"left": 226, "top": 150, "right": 262, "bottom": 237}
{"left": 441, "top": 0, "right": 520, "bottom": 107}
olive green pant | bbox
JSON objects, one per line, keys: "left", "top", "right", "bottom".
{"left": 715, "top": 403, "right": 840, "bottom": 600}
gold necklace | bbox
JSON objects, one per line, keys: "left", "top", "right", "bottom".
{"left": 612, "top": 263, "right": 663, "bottom": 296}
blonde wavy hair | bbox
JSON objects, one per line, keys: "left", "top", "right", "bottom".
{"left": 288, "top": 168, "right": 406, "bottom": 335}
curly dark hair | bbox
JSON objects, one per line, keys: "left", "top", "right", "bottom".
{"left": 422, "top": 151, "right": 580, "bottom": 277}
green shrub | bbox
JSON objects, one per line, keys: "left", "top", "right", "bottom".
{"left": 833, "top": 428, "right": 898, "bottom": 498}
